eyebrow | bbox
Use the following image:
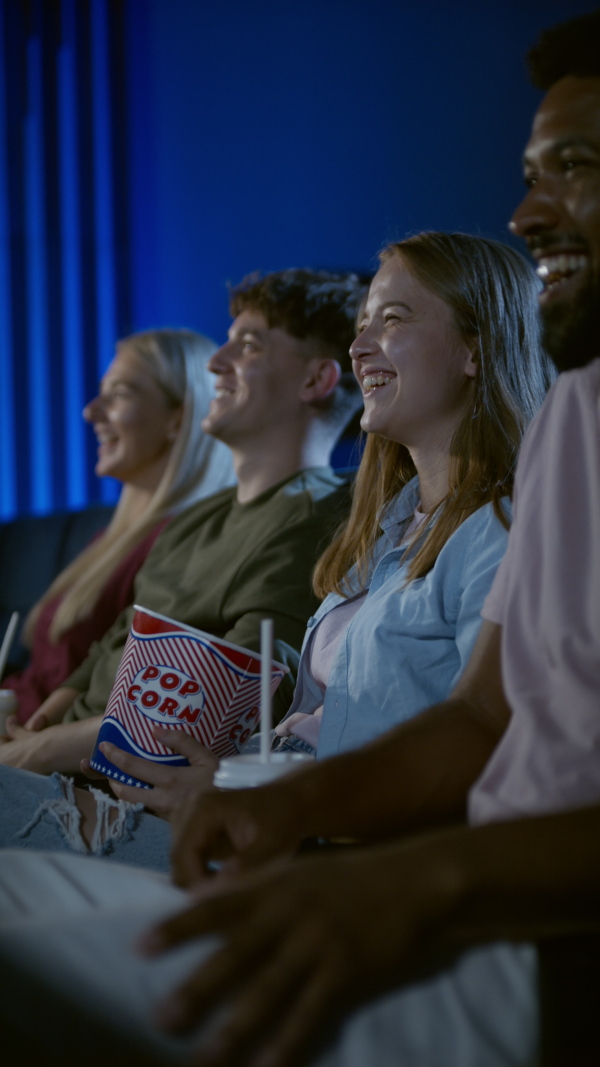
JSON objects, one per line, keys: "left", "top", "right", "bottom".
{"left": 228, "top": 327, "right": 264, "bottom": 342}
{"left": 361, "top": 300, "right": 413, "bottom": 319}
{"left": 380, "top": 300, "right": 413, "bottom": 312}
{"left": 522, "top": 135, "right": 599, "bottom": 167}
{"left": 100, "top": 376, "right": 139, "bottom": 390}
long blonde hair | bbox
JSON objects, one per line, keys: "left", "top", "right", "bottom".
{"left": 314, "top": 232, "right": 555, "bottom": 597}
{"left": 27, "top": 329, "right": 234, "bottom": 642}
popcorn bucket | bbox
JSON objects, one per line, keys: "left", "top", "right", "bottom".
{"left": 89, "top": 605, "right": 289, "bottom": 789}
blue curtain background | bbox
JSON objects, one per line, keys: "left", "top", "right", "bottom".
{"left": 1, "top": 0, "right": 597, "bottom": 520}
{"left": 0, "top": 0, "right": 129, "bottom": 518}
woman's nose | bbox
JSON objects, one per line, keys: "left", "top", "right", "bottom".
{"left": 83, "top": 395, "right": 103, "bottom": 422}
{"left": 349, "top": 327, "right": 376, "bottom": 362}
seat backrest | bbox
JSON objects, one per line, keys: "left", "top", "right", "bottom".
{"left": 0, "top": 506, "right": 114, "bottom": 673}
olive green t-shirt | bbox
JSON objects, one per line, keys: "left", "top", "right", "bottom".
{"left": 65, "top": 468, "right": 350, "bottom": 722}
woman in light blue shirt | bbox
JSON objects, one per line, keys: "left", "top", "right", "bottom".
{"left": 276, "top": 232, "right": 554, "bottom": 757}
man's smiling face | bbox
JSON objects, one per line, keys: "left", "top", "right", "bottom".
{"left": 510, "top": 75, "right": 600, "bottom": 370}
{"left": 201, "top": 309, "right": 314, "bottom": 447}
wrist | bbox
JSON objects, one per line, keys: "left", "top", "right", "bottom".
{"left": 28, "top": 724, "right": 60, "bottom": 775}
{"left": 40, "top": 717, "right": 100, "bottom": 776}
{"left": 379, "top": 828, "right": 478, "bottom": 956}
{"left": 273, "top": 761, "right": 336, "bottom": 842}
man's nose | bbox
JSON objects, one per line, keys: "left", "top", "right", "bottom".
{"left": 509, "top": 178, "right": 563, "bottom": 239}
{"left": 207, "top": 341, "right": 233, "bottom": 374}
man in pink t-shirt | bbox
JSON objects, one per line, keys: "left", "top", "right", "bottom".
{"left": 1, "top": 12, "right": 600, "bottom": 1067}
{"left": 120, "top": 13, "right": 600, "bottom": 1062}
{"left": 469, "top": 354, "right": 600, "bottom": 825}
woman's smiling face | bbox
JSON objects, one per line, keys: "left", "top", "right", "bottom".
{"left": 83, "top": 343, "right": 182, "bottom": 489}
{"left": 350, "top": 256, "right": 477, "bottom": 453}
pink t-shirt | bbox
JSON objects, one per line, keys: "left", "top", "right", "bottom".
{"left": 469, "top": 358, "right": 600, "bottom": 825}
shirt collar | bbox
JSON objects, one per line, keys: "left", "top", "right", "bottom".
{"left": 378, "top": 476, "right": 421, "bottom": 542}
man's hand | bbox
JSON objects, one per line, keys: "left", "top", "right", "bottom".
{"left": 25, "top": 686, "right": 80, "bottom": 732}
{"left": 139, "top": 841, "right": 447, "bottom": 1067}
{"left": 169, "top": 773, "right": 308, "bottom": 888}
{"left": 140, "top": 800, "right": 600, "bottom": 1067}
{"left": 81, "top": 729, "right": 220, "bottom": 821}
{"left": 162, "top": 621, "right": 508, "bottom": 889}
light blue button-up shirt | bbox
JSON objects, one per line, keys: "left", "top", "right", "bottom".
{"left": 281, "top": 477, "right": 511, "bottom": 759}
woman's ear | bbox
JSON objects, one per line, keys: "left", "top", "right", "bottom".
{"left": 166, "top": 405, "right": 184, "bottom": 442}
{"left": 300, "top": 359, "right": 341, "bottom": 403}
{"left": 464, "top": 337, "right": 479, "bottom": 379}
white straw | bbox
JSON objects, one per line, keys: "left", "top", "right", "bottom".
{"left": 0, "top": 611, "right": 19, "bottom": 681}
{"left": 260, "top": 618, "right": 273, "bottom": 763}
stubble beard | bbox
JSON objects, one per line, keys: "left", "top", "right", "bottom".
{"left": 541, "top": 273, "right": 600, "bottom": 372}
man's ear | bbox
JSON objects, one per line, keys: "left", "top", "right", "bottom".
{"left": 299, "top": 359, "right": 341, "bottom": 403}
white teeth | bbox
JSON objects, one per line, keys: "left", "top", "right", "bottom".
{"left": 363, "top": 374, "right": 394, "bottom": 390}
{"left": 536, "top": 254, "right": 588, "bottom": 283}
{"left": 214, "top": 388, "right": 232, "bottom": 398}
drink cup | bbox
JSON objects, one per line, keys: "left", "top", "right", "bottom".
{"left": 89, "top": 605, "right": 289, "bottom": 789}
{"left": 213, "top": 751, "right": 313, "bottom": 789}
{"left": 0, "top": 690, "right": 17, "bottom": 734}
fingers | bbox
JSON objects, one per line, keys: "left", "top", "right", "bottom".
{"left": 170, "top": 935, "right": 300, "bottom": 1047}
{"left": 170, "top": 796, "right": 228, "bottom": 885}
{"left": 109, "top": 780, "right": 149, "bottom": 804}
{"left": 244, "top": 957, "right": 346, "bottom": 1067}
{"left": 274, "top": 712, "right": 304, "bottom": 737}
{"left": 99, "top": 741, "right": 175, "bottom": 812}
{"left": 24, "top": 711, "right": 48, "bottom": 732}
{"left": 99, "top": 740, "right": 219, "bottom": 820}
{"left": 6, "top": 717, "right": 26, "bottom": 740}
{"left": 99, "top": 741, "right": 171, "bottom": 787}
{"left": 170, "top": 815, "right": 231, "bottom": 887}
{"left": 80, "top": 758, "right": 106, "bottom": 780}
{"left": 139, "top": 892, "right": 238, "bottom": 955}
{"left": 152, "top": 728, "right": 219, "bottom": 772}
{"left": 170, "top": 786, "right": 299, "bottom": 890}
{"left": 147, "top": 890, "right": 284, "bottom": 1018}
{"left": 165, "top": 919, "right": 345, "bottom": 1067}
{"left": 170, "top": 800, "right": 260, "bottom": 887}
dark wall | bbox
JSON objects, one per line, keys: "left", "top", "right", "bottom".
{"left": 126, "top": 0, "right": 598, "bottom": 345}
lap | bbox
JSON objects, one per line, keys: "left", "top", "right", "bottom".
{"left": 0, "top": 764, "right": 171, "bottom": 872}
{"left": 315, "top": 942, "right": 538, "bottom": 1067}
{"left": 0, "top": 851, "right": 539, "bottom": 1067}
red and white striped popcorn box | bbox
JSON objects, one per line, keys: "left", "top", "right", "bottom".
{"left": 89, "top": 605, "right": 289, "bottom": 789}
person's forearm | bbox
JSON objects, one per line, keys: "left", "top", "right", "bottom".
{"left": 418, "top": 803, "right": 600, "bottom": 953}
{"left": 31, "top": 716, "right": 102, "bottom": 775}
{"left": 267, "top": 620, "right": 508, "bottom": 844}
{"left": 273, "top": 694, "right": 502, "bottom": 844}
{"left": 26, "top": 686, "right": 80, "bottom": 730}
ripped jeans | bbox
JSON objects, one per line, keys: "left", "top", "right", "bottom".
{"left": 0, "top": 765, "right": 171, "bottom": 872}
